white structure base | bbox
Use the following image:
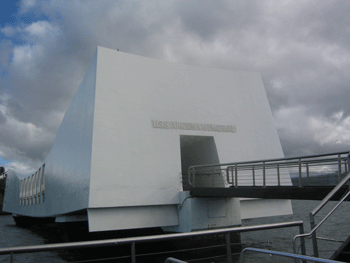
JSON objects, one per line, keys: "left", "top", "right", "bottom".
{"left": 240, "top": 198, "right": 292, "bottom": 219}
{"left": 3, "top": 46, "right": 293, "bottom": 232}
{"left": 88, "top": 205, "right": 179, "bottom": 232}
{"left": 163, "top": 192, "right": 241, "bottom": 233}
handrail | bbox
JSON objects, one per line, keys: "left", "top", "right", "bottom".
{"left": 293, "top": 169, "right": 350, "bottom": 257}
{"left": 165, "top": 257, "right": 188, "bottom": 263}
{"left": 188, "top": 151, "right": 350, "bottom": 188}
{"left": 293, "top": 187, "right": 350, "bottom": 256}
{"left": 239, "top": 248, "right": 345, "bottom": 263}
{"left": 190, "top": 151, "right": 350, "bottom": 170}
{"left": 0, "top": 221, "right": 304, "bottom": 263}
{"left": 311, "top": 172, "right": 350, "bottom": 217}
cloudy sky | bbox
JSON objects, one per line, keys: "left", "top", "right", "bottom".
{"left": 0, "top": 0, "right": 349, "bottom": 175}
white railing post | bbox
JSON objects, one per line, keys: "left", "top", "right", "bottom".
{"left": 298, "top": 159, "right": 302, "bottom": 187}
{"left": 234, "top": 165, "right": 238, "bottom": 187}
{"left": 309, "top": 214, "right": 319, "bottom": 257}
{"left": 252, "top": 166, "right": 256, "bottom": 186}
{"left": 263, "top": 162, "right": 266, "bottom": 187}
{"left": 338, "top": 154, "right": 342, "bottom": 183}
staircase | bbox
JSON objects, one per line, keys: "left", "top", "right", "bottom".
{"left": 292, "top": 171, "right": 350, "bottom": 260}
{"left": 332, "top": 235, "right": 350, "bottom": 262}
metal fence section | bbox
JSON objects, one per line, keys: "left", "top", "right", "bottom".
{"left": 293, "top": 172, "right": 350, "bottom": 258}
{"left": 188, "top": 151, "right": 350, "bottom": 188}
{"left": 0, "top": 221, "right": 304, "bottom": 263}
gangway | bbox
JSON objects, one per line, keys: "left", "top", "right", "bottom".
{"left": 188, "top": 151, "right": 350, "bottom": 200}
{"left": 190, "top": 185, "right": 350, "bottom": 200}
{"left": 189, "top": 151, "right": 350, "bottom": 261}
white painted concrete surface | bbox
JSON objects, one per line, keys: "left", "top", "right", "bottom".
{"left": 4, "top": 46, "right": 292, "bottom": 232}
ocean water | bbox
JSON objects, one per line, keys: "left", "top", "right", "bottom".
{"left": 239, "top": 199, "right": 350, "bottom": 262}
{"left": 1, "top": 199, "right": 350, "bottom": 262}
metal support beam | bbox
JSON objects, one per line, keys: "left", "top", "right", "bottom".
{"left": 226, "top": 233, "right": 233, "bottom": 263}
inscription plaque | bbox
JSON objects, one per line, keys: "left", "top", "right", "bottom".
{"left": 151, "top": 120, "right": 236, "bottom": 133}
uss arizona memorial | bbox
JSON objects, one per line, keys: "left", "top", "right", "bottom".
{"left": 3, "top": 46, "right": 292, "bottom": 232}
{"left": 151, "top": 120, "right": 236, "bottom": 133}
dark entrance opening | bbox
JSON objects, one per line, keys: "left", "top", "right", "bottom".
{"left": 180, "top": 135, "right": 221, "bottom": 190}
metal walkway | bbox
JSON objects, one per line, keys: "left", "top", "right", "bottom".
{"left": 189, "top": 151, "right": 350, "bottom": 259}
{"left": 188, "top": 151, "right": 350, "bottom": 200}
{"left": 190, "top": 185, "right": 349, "bottom": 200}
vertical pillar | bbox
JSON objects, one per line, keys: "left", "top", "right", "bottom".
{"left": 298, "top": 159, "right": 302, "bottom": 187}
{"left": 263, "top": 162, "right": 266, "bottom": 187}
{"left": 131, "top": 242, "right": 136, "bottom": 263}
{"left": 252, "top": 166, "right": 255, "bottom": 186}
{"left": 310, "top": 215, "right": 319, "bottom": 257}
{"left": 226, "top": 233, "right": 233, "bottom": 263}
{"left": 234, "top": 165, "right": 238, "bottom": 187}
{"left": 338, "top": 154, "right": 342, "bottom": 183}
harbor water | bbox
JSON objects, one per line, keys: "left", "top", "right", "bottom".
{"left": 1, "top": 199, "right": 350, "bottom": 262}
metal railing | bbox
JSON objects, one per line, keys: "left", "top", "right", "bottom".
{"left": 293, "top": 171, "right": 350, "bottom": 258}
{"left": 0, "top": 221, "right": 304, "bottom": 263}
{"left": 164, "top": 257, "right": 188, "bottom": 263}
{"left": 239, "top": 248, "right": 345, "bottom": 263}
{"left": 188, "top": 151, "right": 350, "bottom": 188}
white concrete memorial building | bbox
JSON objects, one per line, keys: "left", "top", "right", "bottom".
{"left": 3, "top": 46, "right": 292, "bottom": 232}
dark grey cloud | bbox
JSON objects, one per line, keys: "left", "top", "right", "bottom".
{"left": 0, "top": 0, "right": 350, "bottom": 173}
{"left": 174, "top": 0, "right": 263, "bottom": 42}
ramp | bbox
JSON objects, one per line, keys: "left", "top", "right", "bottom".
{"left": 190, "top": 185, "right": 349, "bottom": 200}
{"left": 188, "top": 152, "right": 350, "bottom": 200}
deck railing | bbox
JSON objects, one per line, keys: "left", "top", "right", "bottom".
{"left": 0, "top": 221, "right": 304, "bottom": 263}
{"left": 293, "top": 171, "right": 350, "bottom": 258}
{"left": 187, "top": 151, "right": 350, "bottom": 259}
{"left": 188, "top": 151, "right": 350, "bottom": 188}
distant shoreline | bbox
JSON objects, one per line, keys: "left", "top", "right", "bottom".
{"left": 291, "top": 173, "right": 345, "bottom": 186}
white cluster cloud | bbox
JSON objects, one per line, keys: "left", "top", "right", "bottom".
{"left": 0, "top": 0, "right": 350, "bottom": 175}
{"left": 19, "top": 0, "right": 37, "bottom": 14}
{"left": 311, "top": 112, "right": 350, "bottom": 146}
{"left": 275, "top": 107, "right": 350, "bottom": 157}
{"left": 0, "top": 93, "right": 55, "bottom": 173}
